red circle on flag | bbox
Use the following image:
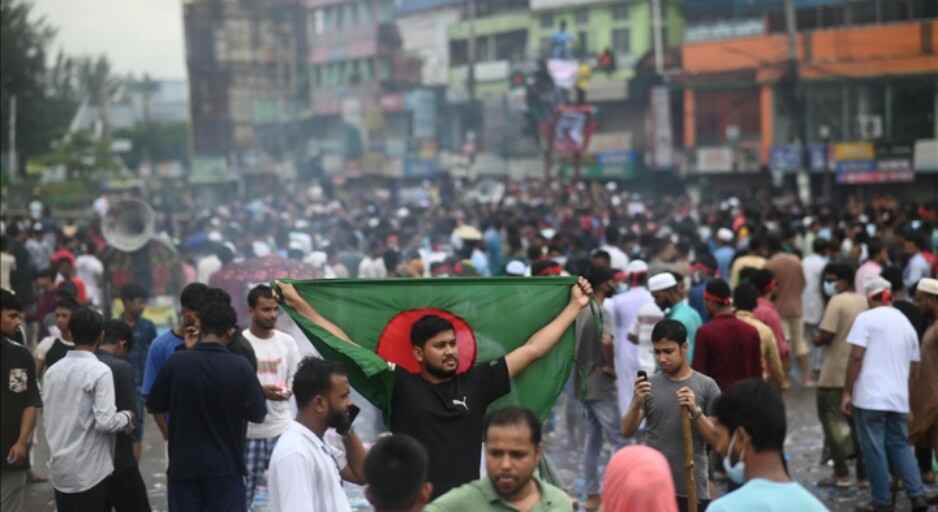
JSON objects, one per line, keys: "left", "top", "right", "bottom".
{"left": 376, "top": 308, "right": 477, "bottom": 374}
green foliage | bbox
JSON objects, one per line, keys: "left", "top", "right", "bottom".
{"left": 0, "top": 0, "right": 59, "bottom": 158}
{"left": 36, "top": 128, "right": 121, "bottom": 178}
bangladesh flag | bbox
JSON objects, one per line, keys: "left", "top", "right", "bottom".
{"left": 276, "top": 277, "right": 578, "bottom": 424}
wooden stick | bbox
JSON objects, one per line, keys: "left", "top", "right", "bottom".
{"left": 681, "top": 405, "right": 698, "bottom": 512}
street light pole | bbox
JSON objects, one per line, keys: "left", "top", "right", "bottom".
{"left": 8, "top": 95, "right": 16, "bottom": 183}
{"left": 467, "top": 0, "right": 476, "bottom": 105}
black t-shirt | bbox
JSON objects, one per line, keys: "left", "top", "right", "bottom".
{"left": 95, "top": 350, "right": 138, "bottom": 472}
{"left": 894, "top": 300, "right": 926, "bottom": 343}
{"left": 45, "top": 338, "right": 72, "bottom": 371}
{"left": 1, "top": 340, "right": 42, "bottom": 472}
{"left": 390, "top": 357, "right": 511, "bottom": 498}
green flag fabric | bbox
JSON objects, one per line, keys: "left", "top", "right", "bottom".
{"left": 276, "top": 277, "right": 578, "bottom": 424}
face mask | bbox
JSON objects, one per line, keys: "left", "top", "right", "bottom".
{"left": 723, "top": 429, "right": 747, "bottom": 485}
{"left": 823, "top": 281, "right": 838, "bottom": 297}
{"left": 618, "top": 283, "right": 630, "bottom": 295}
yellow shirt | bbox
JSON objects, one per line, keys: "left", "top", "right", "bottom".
{"left": 576, "top": 64, "right": 591, "bottom": 90}
{"left": 736, "top": 311, "right": 787, "bottom": 390}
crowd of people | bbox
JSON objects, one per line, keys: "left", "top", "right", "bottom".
{"left": 1, "top": 179, "right": 938, "bottom": 512}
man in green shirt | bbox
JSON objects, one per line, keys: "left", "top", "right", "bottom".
{"left": 425, "top": 406, "right": 571, "bottom": 512}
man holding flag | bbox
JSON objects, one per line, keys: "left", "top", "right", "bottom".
{"left": 273, "top": 276, "right": 592, "bottom": 498}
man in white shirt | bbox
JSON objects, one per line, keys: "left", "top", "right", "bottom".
{"left": 42, "top": 307, "right": 135, "bottom": 512}
{"left": 610, "top": 260, "right": 653, "bottom": 416}
{"left": 243, "top": 285, "right": 301, "bottom": 510}
{"left": 75, "top": 245, "right": 104, "bottom": 307}
{"left": 842, "top": 277, "right": 930, "bottom": 512}
{"left": 267, "top": 357, "right": 367, "bottom": 512}
{"left": 358, "top": 240, "right": 388, "bottom": 279}
{"left": 801, "top": 239, "right": 829, "bottom": 382}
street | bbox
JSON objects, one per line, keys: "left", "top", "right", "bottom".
{"left": 22, "top": 381, "right": 935, "bottom": 511}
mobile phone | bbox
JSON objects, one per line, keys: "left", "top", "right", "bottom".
{"left": 347, "top": 404, "right": 361, "bottom": 425}
{"left": 637, "top": 370, "right": 648, "bottom": 382}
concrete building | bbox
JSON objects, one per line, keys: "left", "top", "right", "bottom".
{"left": 673, "top": 0, "right": 938, "bottom": 200}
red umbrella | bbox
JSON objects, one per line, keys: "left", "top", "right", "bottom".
{"left": 209, "top": 256, "right": 322, "bottom": 324}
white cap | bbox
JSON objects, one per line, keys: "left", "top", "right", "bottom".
{"left": 648, "top": 273, "right": 678, "bottom": 292}
{"left": 207, "top": 231, "right": 223, "bottom": 242}
{"left": 252, "top": 241, "right": 271, "bottom": 258}
{"left": 717, "top": 228, "right": 734, "bottom": 242}
{"left": 917, "top": 278, "right": 938, "bottom": 296}
{"left": 864, "top": 276, "right": 891, "bottom": 298}
{"left": 505, "top": 260, "right": 527, "bottom": 276}
{"left": 626, "top": 260, "right": 649, "bottom": 274}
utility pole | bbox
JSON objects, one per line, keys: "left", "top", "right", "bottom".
{"left": 466, "top": 0, "right": 476, "bottom": 105}
{"left": 652, "top": 0, "right": 665, "bottom": 75}
{"left": 142, "top": 74, "right": 152, "bottom": 165}
{"left": 784, "top": 0, "right": 811, "bottom": 205}
{"left": 8, "top": 95, "right": 16, "bottom": 183}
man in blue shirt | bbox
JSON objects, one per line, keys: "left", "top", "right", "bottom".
{"left": 649, "top": 272, "right": 702, "bottom": 363}
{"left": 708, "top": 379, "right": 827, "bottom": 512}
{"left": 688, "top": 254, "right": 719, "bottom": 324}
{"left": 118, "top": 283, "right": 157, "bottom": 461}
{"left": 713, "top": 228, "right": 736, "bottom": 283}
{"left": 142, "top": 282, "right": 208, "bottom": 441}
{"left": 550, "top": 20, "right": 573, "bottom": 59}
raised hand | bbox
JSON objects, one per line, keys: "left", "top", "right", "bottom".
{"left": 570, "top": 276, "right": 592, "bottom": 309}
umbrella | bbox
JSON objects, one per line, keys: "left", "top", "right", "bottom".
{"left": 209, "top": 256, "right": 322, "bottom": 324}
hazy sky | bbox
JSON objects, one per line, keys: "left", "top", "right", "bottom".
{"left": 33, "top": 0, "right": 187, "bottom": 80}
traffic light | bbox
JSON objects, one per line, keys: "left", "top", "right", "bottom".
{"left": 511, "top": 70, "right": 526, "bottom": 88}
{"left": 598, "top": 49, "right": 615, "bottom": 74}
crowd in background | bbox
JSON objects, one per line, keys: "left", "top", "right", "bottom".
{"left": 2, "top": 178, "right": 938, "bottom": 512}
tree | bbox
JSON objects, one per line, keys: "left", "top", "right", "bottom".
{"left": 37, "top": 128, "right": 121, "bottom": 179}
{"left": 77, "top": 55, "right": 122, "bottom": 139}
{"left": 0, "top": 0, "right": 56, "bottom": 160}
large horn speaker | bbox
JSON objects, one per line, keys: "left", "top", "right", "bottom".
{"left": 102, "top": 198, "right": 155, "bottom": 252}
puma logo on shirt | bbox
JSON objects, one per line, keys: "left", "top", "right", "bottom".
{"left": 452, "top": 396, "right": 468, "bottom": 410}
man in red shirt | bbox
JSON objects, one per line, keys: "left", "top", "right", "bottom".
{"left": 691, "top": 279, "right": 763, "bottom": 391}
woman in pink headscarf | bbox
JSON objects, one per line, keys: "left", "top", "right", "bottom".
{"left": 602, "top": 445, "right": 678, "bottom": 512}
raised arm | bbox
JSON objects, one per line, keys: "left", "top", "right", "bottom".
{"left": 505, "top": 277, "right": 592, "bottom": 379}
{"left": 274, "top": 281, "right": 359, "bottom": 346}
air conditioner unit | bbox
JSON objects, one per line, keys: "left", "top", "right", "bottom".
{"left": 856, "top": 115, "right": 883, "bottom": 140}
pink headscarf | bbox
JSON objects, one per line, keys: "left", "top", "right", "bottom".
{"left": 602, "top": 446, "right": 678, "bottom": 512}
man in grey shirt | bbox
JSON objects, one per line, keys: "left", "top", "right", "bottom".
{"left": 574, "top": 266, "right": 626, "bottom": 511}
{"left": 621, "top": 319, "right": 721, "bottom": 512}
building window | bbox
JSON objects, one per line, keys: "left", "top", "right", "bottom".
{"left": 540, "top": 13, "right": 553, "bottom": 29}
{"left": 450, "top": 40, "right": 468, "bottom": 67}
{"left": 477, "top": 36, "right": 491, "bottom": 62}
{"left": 378, "top": 58, "right": 392, "bottom": 81}
{"left": 540, "top": 36, "right": 552, "bottom": 57}
{"left": 495, "top": 30, "right": 527, "bottom": 61}
{"left": 574, "top": 8, "right": 589, "bottom": 25}
{"left": 612, "top": 28, "right": 631, "bottom": 55}
{"left": 612, "top": 4, "right": 629, "bottom": 20}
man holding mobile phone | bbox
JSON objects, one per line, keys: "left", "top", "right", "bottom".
{"left": 242, "top": 285, "right": 301, "bottom": 510}
{"left": 267, "top": 357, "right": 367, "bottom": 512}
{"left": 622, "top": 319, "right": 721, "bottom": 512}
